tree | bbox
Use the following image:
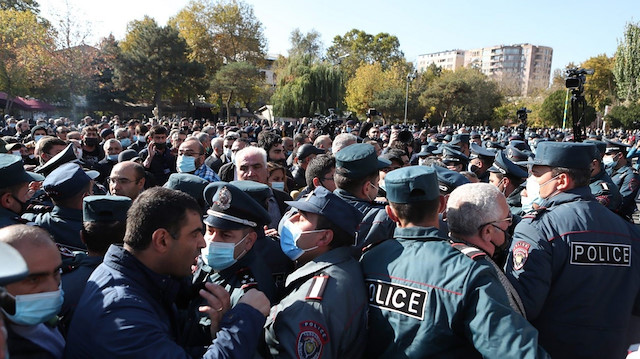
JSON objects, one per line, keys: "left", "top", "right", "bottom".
{"left": 171, "top": 0, "right": 266, "bottom": 67}
{"left": 115, "top": 17, "right": 203, "bottom": 113}
{"left": 0, "top": 0, "right": 39, "bottom": 14}
{"left": 418, "top": 68, "right": 502, "bottom": 125}
{"left": 605, "top": 103, "right": 640, "bottom": 128}
{"left": 581, "top": 54, "right": 616, "bottom": 112}
{"left": 212, "top": 61, "right": 263, "bottom": 120}
{"left": 326, "top": 29, "right": 404, "bottom": 79}
{"left": 345, "top": 62, "right": 410, "bottom": 120}
{"left": 288, "top": 28, "right": 323, "bottom": 59}
{"left": 0, "top": 9, "right": 55, "bottom": 112}
{"left": 86, "top": 34, "right": 127, "bottom": 109}
{"left": 613, "top": 22, "right": 640, "bottom": 103}
{"left": 538, "top": 89, "right": 568, "bottom": 127}
{"left": 271, "top": 54, "right": 345, "bottom": 118}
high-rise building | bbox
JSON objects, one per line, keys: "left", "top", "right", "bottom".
{"left": 416, "top": 43, "right": 553, "bottom": 96}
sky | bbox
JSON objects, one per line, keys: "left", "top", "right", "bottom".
{"left": 40, "top": 0, "right": 638, "bottom": 74}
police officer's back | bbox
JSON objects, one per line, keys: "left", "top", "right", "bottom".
{"left": 361, "top": 167, "right": 547, "bottom": 358}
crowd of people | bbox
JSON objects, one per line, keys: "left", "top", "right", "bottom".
{"left": 0, "top": 112, "right": 639, "bottom": 358}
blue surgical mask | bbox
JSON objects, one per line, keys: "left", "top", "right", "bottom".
{"left": 177, "top": 155, "right": 197, "bottom": 173}
{"left": 279, "top": 220, "right": 322, "bottom": 260}
{"left": 202, "top": 234, "right": 248, "bottom": 271}
{"left": 34, "top": 135, "right": 44, "bottom": 142}
{"left": 108, "top": 154, "right": 119, "bottom": 162}
{"left": 119, "top": 138, "right": 131, "bottom": 148}
{"left": 271, "top": 181, "right": 285, "bottom": 191}
{"left": 3, "top": 288, "right": 64, "bottom": 326}
{"left": 8, "top": 123, "right": 15, "bottom": 128}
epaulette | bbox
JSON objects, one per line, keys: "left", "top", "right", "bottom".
{"left": 599, "top": 182, "right": 611, "bottom": 193}
{"left": 373, "top": 199, "right": 388, "bottom": 207}
{"left": 449, "top": 241, "right": 486, "bottom": 260}
{"left": 236, "top": 267, "right": 258, "bottom": 292}
{"left": 362, "top": 238, "right": 388, "bottom": 253}
{"left": 305, "top": 273, "right": 329, "bottom": 301}
{"left": 522, "top": 206, "right": 548, "bottom": 220}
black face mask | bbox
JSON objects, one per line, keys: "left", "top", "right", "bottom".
{"left": 84, "top": 138, "right": 98, "bottom": 147}
{"left": 154, "top": 142, "right": 166, "bottom": 151}
{"left": 11, "top": 195, "right": 28, "bottom": 214}
{"left": 468, "top": 163, "right": 480, "bottom": 174}
{"left": 491, "top": 224, "right": 512, "bottom": 259}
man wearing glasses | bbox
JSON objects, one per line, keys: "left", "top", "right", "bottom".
{"left": 361, "top": 168, "right": 547, "bottom": 358}
{"left": 108, "top": 162, "right": 146, "bottom": 200}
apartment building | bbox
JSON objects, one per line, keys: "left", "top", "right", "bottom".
{"left": 416, "top": 43, "right": 552, "bottom": 96}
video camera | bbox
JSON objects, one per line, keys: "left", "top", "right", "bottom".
{"left": 565, "top": 68, "right": 594, "bottom": 92}
{"left": 516, "top": 107, "right": 531, "bottom": 124}
{"left": 311, "top": 108, "right": 342, "bottom": 138}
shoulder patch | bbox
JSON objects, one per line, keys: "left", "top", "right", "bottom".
{"left": 512, "top": 240, "right": 531, "bottom": 270}
{"left": 599, "top": 182, "right": 610, "bottom": 192}
{"left": 236, "top": 267, "right": 258, "bottom": 292}
{"left": 450, "top": 241, "right": 486, "bottom": 260}
{"left": 305, "top": 274, "right": 329, "bottom": 301}
{"left": 296, "top": 320, "right": 329, "bottom": 359}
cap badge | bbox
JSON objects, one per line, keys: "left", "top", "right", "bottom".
{"left": 214, "top": 186, "right": 232, "bottom": 210}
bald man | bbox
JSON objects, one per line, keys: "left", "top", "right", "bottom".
{"left": 108, "top": 162, "right": 146, "bottom": 200}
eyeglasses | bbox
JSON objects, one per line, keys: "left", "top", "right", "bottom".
{"left": 107, "top": 177, "right": 139, "bottom": 185}
{"left": 178, "top": 150, "right": 203, "bottom": 156}
{"left": 477, "top": 214, "right": 513, "bottom": 230}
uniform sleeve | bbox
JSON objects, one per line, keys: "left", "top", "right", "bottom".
{"left": 463, "top": 264, "right": 550, "bottom": 358}
{"left": 267, "top": 300, "right": 333, "bottom": 359}
{"left": 204, "top": 303, "right": 268, "bottom": 359}
{"left": 504, "top": 220, "right": 554, "bottom": 320}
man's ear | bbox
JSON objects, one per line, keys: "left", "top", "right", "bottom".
{"left": 385, "top": 204, "right": 399, "bottom": 223}
{"left": 244, "top": 230, "right": 258, "bottom": 251}
{"left": 316, "top": 229, "right": 334, "bottom": 248}
{"left": 151, "top": 228, "right": 171, "bottom": 254}
{"left": 0, "top": 192, "right": 12, "bottom": 210}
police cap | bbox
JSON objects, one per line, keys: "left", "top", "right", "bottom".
{"left": 528, "top": 141, "right": 595, "bottom": 169}
{"left": 488, "top": 150, "right": 528, "bottom": 179}
{"left": 285, "top": 186, "right": 363, "bottom": 236}
{"left": 469, "top": 143, "right": 495, "bottom": 160}
{"left": 43, "top": 163, "right": 92, "bottom": 200}
{"left": 0, "top": 154, "right": 44, "bottom": 188}
{"left": 335, "top": 143, "right": 391, "bottom": 179}
{"left": 83, "top": 195, "right": 131, "bottom": 222}
{"left": 604, "top": 139, "right": 630, "bottom": 154}
{"left": 164, "top": 173, "right": 209, "bottom": 205}
{"left": 203, "top": 182, "right": 270, "bottom": 230}
{"left": 432, "top": 165, "right": 470, "bottom": 194}
{"left": 385, "top": 166, "right": 440, "bottom": 203}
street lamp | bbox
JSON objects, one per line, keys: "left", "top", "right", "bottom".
{"left": 404, "top": 71, "right": 417, "bottom": 123}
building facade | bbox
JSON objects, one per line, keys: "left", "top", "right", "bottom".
{"left": 416, "top": 43, "right": 553, "bottom": 96}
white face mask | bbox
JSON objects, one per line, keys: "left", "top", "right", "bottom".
{"left": 521, "top": 178, "right": 542, "bottom": 213}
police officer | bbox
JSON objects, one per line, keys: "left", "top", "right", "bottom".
{"left": 432, "top": 165, "right": 469, "bottom": 238}
{"left": 441, "top": 145, "right": 469, "bottom": 173}
{"left": 23, "top": 163, "right": 96, "bottom": 250}
{"left": 604, "top": 139, "right": 639, "bottom": 219}
{"left": 264, "top": 186, "right": 367, "bottom": 358}
{"left": 333, "top": 143, "right": 394, "bottom": 254}
{"left": 585, "top": 140, "right": 622, "bottom": 212}
{"left": 183, "top": 182, "right": 276, "bottom": 349}
{"left": 0, "top": 155, "right": 43, "bottom": 228}
{"left": 60, "top": 195, "right": 131, "bottom": 333}
{"left": 488, "top": 149, "right": 529, "bottom": 216}
{"left": 505, "top": 141, "right": 640, "bottom": 358}
{"left": 468, "top": 143, "right": 495, "bottom": 182}
{"left": 360, "top": 167, "right": 547, "bottom": 358}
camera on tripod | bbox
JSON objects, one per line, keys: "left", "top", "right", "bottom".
{"left": 516, "top": 107, "right": 531, "bottom": 124}
{"left": 565, "top": 68, "right": 594, "bottom": 92}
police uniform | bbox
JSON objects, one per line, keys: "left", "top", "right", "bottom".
{"left": 60, "top": 195, "right": 132, "bottom": 335}
{"left": 228, "top": 180, "right": 294, "bottom": 300}
{"left": 432, "top": 165, "right": 470, "bottom": 238}
{"left": 361, "top": 166, "right": 547, "bottom": 358}
{"left": 182, "top": 182, "right": 276, "bottom": 349}
{"left": 333, "top": 143, "right": 395, "bottom": 254}
{"left": 0, "top": 155, "right": 44, "bottom": 228}
{"left": 505, "top": 142, "right": 640, "bottom": 359}
{"left": 469, "top": 143, "right": 495, "bottom": 183}
{"left": 264, "top": 187, "right": 368, "bottom": 359}
{"left": 604, "top": 140, "right": 640, "bottom": 218}
{"left": 488, "top": 150, "right": 529, "bottom": 217}
{"left": 23, "top": 163, "right": 96, "bottom": 250}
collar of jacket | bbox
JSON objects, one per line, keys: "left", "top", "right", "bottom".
{"left": 334, "top": 188, "right": 373, "bottom": 212}
{"left": 50, "top": 206, "right": 83, "bottom": 220}
{"left": 394, "top": 226, "right": 445, "bottom": 241}
{"left": 285, "top": 246, "right": 352, "bottom": 288}
{"left": 103, "top": 245, "right": 181, "bottom": 305}
{"left": 539, "top": 186, "right": 594, "bottom": 208}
